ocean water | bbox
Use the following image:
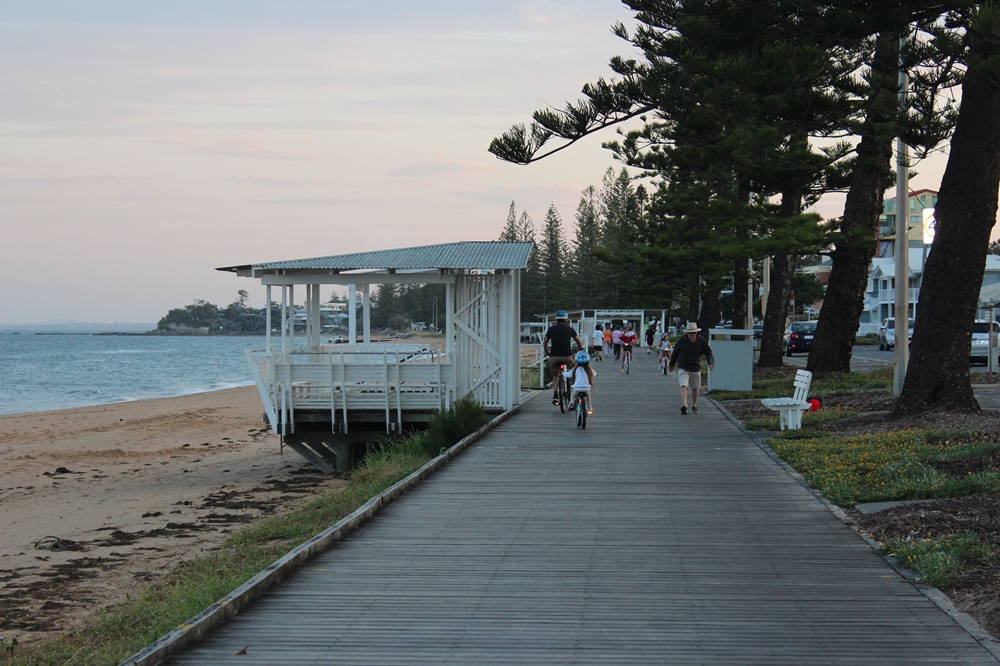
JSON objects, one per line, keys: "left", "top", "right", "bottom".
{"left": 0, "top": 333, "right": 262, "bottom": 415}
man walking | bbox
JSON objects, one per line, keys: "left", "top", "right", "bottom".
{"left": 669, "top": 321, "right": 715, "bottom": 415}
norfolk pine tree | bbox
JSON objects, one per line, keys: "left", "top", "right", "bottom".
{"left": 896, "top": 3, "right": 1000, "bottom": 415}
{"left": 490, "top": 1, "right": 850, "bottom": 364}
{"left": 537, "top": 205, "right": 569, "bottom": 314}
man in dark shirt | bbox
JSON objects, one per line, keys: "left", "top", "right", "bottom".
{"left": 543, "top": 311, "right": 584, "bottom": 404}
{"left": 668, "top": 321, "right": 715, "bottom": 415}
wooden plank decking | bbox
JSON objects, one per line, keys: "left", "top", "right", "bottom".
{"left": 159, "top": 350, "right": 1000, "bottom": 665}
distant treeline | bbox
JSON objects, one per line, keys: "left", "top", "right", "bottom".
{"left": 155, "top": 293, "right": 266, "bottom": 335}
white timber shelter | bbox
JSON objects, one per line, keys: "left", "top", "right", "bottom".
{"left": 217, "top": 241, "right": 533, "bottom": 473}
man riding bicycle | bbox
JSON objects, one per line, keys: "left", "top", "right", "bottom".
{"left": 619, "top": 322, "right": 639, "bottom": 372}
{"left": 543, "top": 311, "right": 584, "bottom": 405}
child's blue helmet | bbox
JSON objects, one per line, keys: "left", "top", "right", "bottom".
{"left": 575, "top": 350, "right": 590, "bottom": 364}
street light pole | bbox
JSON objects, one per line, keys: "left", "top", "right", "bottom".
{"left": 893, "top": 38, "right": 910, "bottom": 398}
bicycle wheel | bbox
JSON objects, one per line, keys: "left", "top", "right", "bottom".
{"left": 558, "top": 374, "right": 566, "bottom": 413}
{"left": 580, "top": 395, "right": 587, "bottom": 429}
{"left": 576, "top": 397, "right": 583, "bottom": 427}
{"left": 625, "top": 353, "right": 630, "bottom": 375}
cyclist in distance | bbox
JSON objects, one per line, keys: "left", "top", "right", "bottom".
{"left": 564, "top": 350, "right": 597, "bottom": 413}
{"left": 658, "top": 331, "right": 673, "bottom": 372}
{"left": 619, "top": 322, "right": 639, "bottom": 372}
{"left": 543, "top": 311, "right": 584, "bottom": 405}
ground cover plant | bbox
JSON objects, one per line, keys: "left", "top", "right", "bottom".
{"left": 719, "top": 365, "right": 1000, "bottom": 640}
{"left": 6, "top": 402, "right": 488, "bottom": 666}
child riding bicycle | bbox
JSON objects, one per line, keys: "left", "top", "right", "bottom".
{"left": 564, "top": 350, "right": 597, "bottom": 414}
{"left": 619, "top": 322, "right": 639, "bottom": 372}
{"left": 658, "top": 332, "right": 672, "bottom": 371}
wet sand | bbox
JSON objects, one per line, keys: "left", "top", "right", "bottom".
{"left": 0, "top": 386, "right": 345, "bottom": 646}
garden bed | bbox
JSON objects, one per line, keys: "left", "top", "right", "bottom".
{"left": 720, "top": 374, "right": 1000, "bottom": 640}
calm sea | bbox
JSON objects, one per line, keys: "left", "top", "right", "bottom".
{"left": 0, "top": 333, "right": 262, "bottom": 415}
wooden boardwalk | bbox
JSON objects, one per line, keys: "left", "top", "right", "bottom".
{"left": 160, "top": 350, "right": 1000, "bottom": 665}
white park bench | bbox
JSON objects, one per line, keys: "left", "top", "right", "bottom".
{"left": 760, "top": 369, "right": 813, "bottom": 430}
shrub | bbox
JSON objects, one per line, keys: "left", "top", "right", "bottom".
{"left": 418, "top": 395, "right": 490, "bottom": 457}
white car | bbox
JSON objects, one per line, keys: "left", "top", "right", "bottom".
{"left": 878, "top": 317, "right": 913, "bottom": 351}
{"left": 971, "top": 321, "right": 1000, "bottom": 365}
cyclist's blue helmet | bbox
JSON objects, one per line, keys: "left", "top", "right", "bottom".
{"left": 555, "top": 310, "right": 568, "bottom": 319}
{"left": 575, "top": 350, "right": 590, "bottom": 364}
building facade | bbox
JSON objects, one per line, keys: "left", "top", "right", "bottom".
{"left": 858, "top": 188, "right": 1000, "bottom": 335}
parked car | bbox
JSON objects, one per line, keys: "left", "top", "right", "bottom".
{"left": 970, "top": 320, "right": 1000, "bottom": 365}
{"left": 783, "top": 321, "right": 817, "bottom": 356}
{"left": 878, "top": 317, "right": 914, "bottom": 351}
{"left": 752, "top": 324, "right": 763, "bottom": 342}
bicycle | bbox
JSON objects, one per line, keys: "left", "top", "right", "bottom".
{"left": 660, "top": 350, "right": 671, "bottom": 375}
{"left": 557, "top": 363, "right": 570, "bottom": 413}
{"left": 620, "top": 344, "right": 632, "bottom": 374}
{"left": 575, "top": 391, "right": 590, "bottom": 428}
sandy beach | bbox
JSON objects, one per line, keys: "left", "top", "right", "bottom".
{"left": 0, "top": 339, "right": 546, "bottom": 650}
{"left": 0, "top": 386, "right": 346, "bottom": 647}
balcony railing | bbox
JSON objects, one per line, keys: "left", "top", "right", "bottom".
{"left": 877, "top": 287, "right": 920, "bottom": 304}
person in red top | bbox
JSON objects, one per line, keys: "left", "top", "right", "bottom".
{"left": 619, "top": 322, "right": 639, "bottom": 372}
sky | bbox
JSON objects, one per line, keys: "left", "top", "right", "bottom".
{"left": 0, "top": 1, "right": 953, "bottom": 325}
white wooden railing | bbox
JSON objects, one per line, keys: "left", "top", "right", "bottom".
{"left": 246, "top": 343, "right": 455, "bottom": 436}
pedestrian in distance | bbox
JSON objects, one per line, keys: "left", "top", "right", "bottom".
{"left": 668, "top": 321, "right": 715, "bottom": 415}
{"left": 592, "top": 324, "right": 604, "bottom": 361}
{"left": 611, "top": 324, "right": 623, "bottom": 361}
{"left": 603, "top": 324, "right": 613, "bottom": 359}
{"left": 543, "top": 311, "right": 585, "bottom": 405}
{"left": 645, "top": 322, "right": 656, "bottom": 354}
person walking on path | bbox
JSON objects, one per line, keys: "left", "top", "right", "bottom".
{"left": 543, "top": 311, "right": 585, "bottom": 405}
{"left": 645, "top": 322, "right": 656, "bottom": 354}
{"left": 602, "top": 324, "right": 613, "bottom": 359}
{"left": 669, "top": 321, "right": 714, "bottom": 414}
{"left": 591, "top": 325, "right": 604, "bottom": 362}
{"left": 611, "top": 325, "right": 623, "bottom": 361}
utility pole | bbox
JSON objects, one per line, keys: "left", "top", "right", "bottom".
{"left": 893, "top": 39, "right": 910, "bottom": 398}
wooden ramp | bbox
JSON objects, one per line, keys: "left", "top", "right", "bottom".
{"left": 160, "top": 351, "right": 1000, "bottom": 664}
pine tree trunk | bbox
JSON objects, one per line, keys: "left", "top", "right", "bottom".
{"left": 758, "top": 133, "right": 810, "bottom": 368}
{"left": 732, "top": 258, "right": 749, "bottom": 337}
{"left": 807, "top": 34, "right": 898, "bottom": 374}
{"left": 893, "top": 58, "right": 1000, "bottom": 416}
{"left": 699, "top": 286, "right": 721, "bottom": 331}
{"left": 757, "top": 253, "right": 796, "bottom": 367}
{"left": 687, "top": 277, "right": 700, "bottom": 323}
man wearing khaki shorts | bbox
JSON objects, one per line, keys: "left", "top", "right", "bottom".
{"left": 668, "top": 321, "right": 715, "bottom": 415}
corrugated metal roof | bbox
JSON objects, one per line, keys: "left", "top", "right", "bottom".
{"left": 217, "top": 241, "right": 533, "bottom": 273}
